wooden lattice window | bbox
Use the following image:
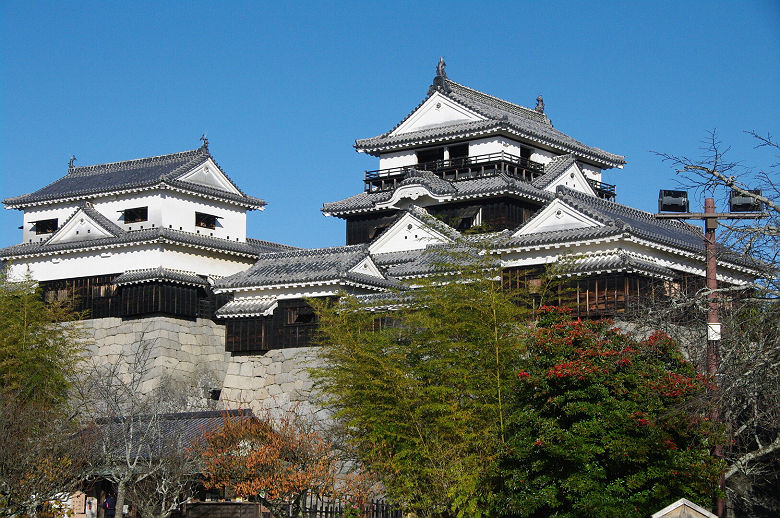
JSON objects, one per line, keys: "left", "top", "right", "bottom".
{"left": 195, "top": 212, "right": 219, "bottom": 229}
{"left": 33, "top": 218, "right": 58, "bottom": 234}
{"left": 123, "top": 206, "right": 148, "bottom": 223}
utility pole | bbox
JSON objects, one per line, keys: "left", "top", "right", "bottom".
{"left": 656, "top": 191, "right": 765, "bottom": 518}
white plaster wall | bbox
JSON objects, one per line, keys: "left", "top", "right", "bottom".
{"left": 21, "top": 204, "right": 79, "bottom": 244}
{"left": 18, "top": 190, "right": 248, "bottom": 246}
{"left": 378, "top": 150, "right": 416, "bottom": 171}
{"left": 5, "top": 243, "right": 255, "bottom": 282}
{"left": 468, "top": 136, "right": 555, "bottom": 164}
{"left": 157, "top": 192, "right": 247, "bottom": 242}
{"left": 6, "top": 245, "right": 164, "bottom": 281}
{"left": 157, "top": 246, "right": 256, "bottom": 278}
{"left": 92, "top": 193, "right": 164, "bottom": 232}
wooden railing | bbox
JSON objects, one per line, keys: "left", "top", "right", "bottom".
{"left": 587, "top": 179, "right": 617, "bottom": 201}
{"left": 364, "top": 152, "right": 544, "bottom": 192}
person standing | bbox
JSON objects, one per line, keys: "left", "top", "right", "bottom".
{"left": 85, "top": 499, "right": 97, "bottom": 518}
{"left": 103, "top": 494, "right": 116, "bottom": 518}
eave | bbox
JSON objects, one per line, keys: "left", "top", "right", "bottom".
{"left": 4, "top": 181, "right": 266, "bottom": 211}
{"left": 356, "top": 121, "right": 626, "bottom": 170}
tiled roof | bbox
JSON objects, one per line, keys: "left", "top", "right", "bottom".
{"left": 566, "top": 252, "right": 676, "bottom": 279}
{"left": 355, "top": 78, "right": 626, "bottom": 169}
{"left": 380, "top": 244, "right": 498, "bottom": 279}
{"left": 4, "top": 147, "right": 265, "bottom": 209}
{"left": 397, "top": 169, "right": 457, "bottom": 194}
{"left": 557, "top": 187, "right": 708, "bottom": 252}
{"left": 0, "top": 227, "right": 269, "bottom": 259}
{"left": 214, "top": 245, "right": 397, "bottom": 290}
{"left": 98, "top": 410, "right": 254, "bottom": 460}
{"left": 246, "top": 238, "right": 301, "bottom": 253}
{"left": 322, "top": 172, "right": 553, "bottom": 217}
{"left": 114, "top": 267, "right": 209, "bottom": 287}
{"left": 500, "top": 186, "right": 762, "bottom": 270}
{"left": 349, "top": 291, "right": 414, "bottom": 311}
{"left": 501, "top": 225, "right": 623, "bottom": 248}
{"left": 532, "top": 154, "right": 577, "bottom": 189}
{"left": 216, "top": 297, "right": 278, "bottom": 318}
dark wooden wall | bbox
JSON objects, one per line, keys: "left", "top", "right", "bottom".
{"left": 502, "top": 267, "right": 687, "bottom": 318}
{"left": 427, "top": 198, "right": 539, "bottom": 232}
{"left": 345, "top": 211, "right": 397, "bottom": 245}
{"left": 40, "top": 275, "right": 215, "bottom": 320}
{"left": 223, "top": 299, "right": 321, "bottom": 354}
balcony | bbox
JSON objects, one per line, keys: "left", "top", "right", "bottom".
{"left": 587, "top": 179, "right": 617, "bottom": 201}
{"left": 364, "top": 152, "right": 545, "bottom": 193}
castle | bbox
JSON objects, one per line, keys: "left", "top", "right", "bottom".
{"left": 1, "top": 62, "right": 760, "bottom": 413}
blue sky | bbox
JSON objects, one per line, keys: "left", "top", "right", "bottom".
{"left": 2, "top": 1, "right": 779, "bottom": 249}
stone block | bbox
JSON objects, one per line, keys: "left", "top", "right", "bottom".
{"left": 239, "top": 362, "right": 254, "bottom": 377}
{"left": 223, "top": 374, "right": 244, "bottom": 389}
{"left": 282, "top": 348, "right": 301, "bottom": 361}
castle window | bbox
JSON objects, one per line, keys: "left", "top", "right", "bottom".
{"left": 33, "top": 218, "right": 58, "bottom": 234}
{"left": 195, "top": 212, "right": 220, "bottom": 229}
{"left": 520, "top": 146, "right": 532, "bottom": 161}
{"left": 416, "top": 147, "right": 444, "bottom": 164}
{"left": 455, "top": 207, "right": 481, "bottom": 230}
{"left": 287, "top": 306, "right": 316, "bottom": 324}
{"left": 123, "top": 206, "right": 148, "bottom": 223}
{"left": 368, "top": 223, "right": 389, "bottom": 240}
{"left": 448, "top": 143, "right": 469, "bottom": 159}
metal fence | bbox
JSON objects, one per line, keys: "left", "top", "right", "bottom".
{"left": 179, "top": 496, "right": 402, "bottom": 518}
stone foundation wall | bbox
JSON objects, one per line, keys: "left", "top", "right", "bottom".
{"left": 80, "top": 315, "right": 325, "bottom": 418}
{"left": 219, "top": 347, "right": 327, "bottom": 419}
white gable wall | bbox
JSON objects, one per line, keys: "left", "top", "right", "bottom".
{"left": 368, "top": 212, "right": 450, "bottom": 254}
{"left": 176, "top": 158, "right": 242, "bottom": 194}
{"left": 542, "top": 163, "right": 597, "bottom": 196}
{"left": 46, "top": 209, "right": 115, "bottom": 244}
{"left": 514, "top": 199, "right": 603, "bottom": 235}
{"left": 349, "top": 256, "right": 384, "bottom": 278}
{"left": 391, "top": 92, "right": 484, "bottom": 135}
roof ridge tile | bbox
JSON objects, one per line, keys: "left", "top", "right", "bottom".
{"left": 68, "top": 148, "right": 206, "bottom": 177}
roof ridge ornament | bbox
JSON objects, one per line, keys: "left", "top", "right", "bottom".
{"left": 200, "top": 133, "right": 209, "bottom": 150}
{"left": 535, "top": 95, "right": 545, "bottom": 114}
{"left": 428, "top": 57, "right": 452, "bottom": 95}
{"left": 68, "top": 155, "right": 77, "bottom": 170}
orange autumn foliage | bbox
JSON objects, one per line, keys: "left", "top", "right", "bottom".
{"left": 199, "top": 410, "right": 340, "bottom": 517}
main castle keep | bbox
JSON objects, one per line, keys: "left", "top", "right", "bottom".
{"left": 1, "top": 62, "right": 760, "bottom": 413}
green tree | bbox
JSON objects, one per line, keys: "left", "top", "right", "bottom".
{"left": 495, "top": 307, "right": 724, "bottom": 517}
{"left": 312, "top": 243, "right": 547, "bottom": 517}
{"left": 0, "top": 271, "right": 85, "bottom": 403}
{"left": 0, "top": 271, "right": 90, "bottom": 516}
